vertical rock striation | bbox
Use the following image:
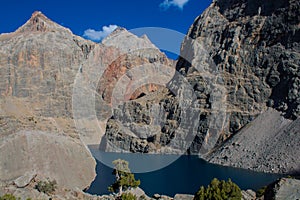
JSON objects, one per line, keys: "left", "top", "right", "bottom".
{"left": 176, "top": 0, "right": 299, "bottom": 172}
{"left": 0, "top": 11, "right": 97, "bottom": 189}
{"left": 102, "top": 0, "right": 300, "bottom": 174}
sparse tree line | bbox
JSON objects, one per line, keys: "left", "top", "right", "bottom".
{"left": 107, "top": 159, "right": 243, "bottom": 200}
{"left": 3, "top": 159, "right": 279, "bottom": 200}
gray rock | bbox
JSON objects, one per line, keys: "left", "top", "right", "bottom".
{"left": 0, "top": 131, "right": 96, "bottom": 190}
{"left": 265, "top": 178, "right": 300, "bottom": 200}
{"left": 0, "top": 11, "right": 95, "bottom": 118}
{"left": 13, "top": 172, "right": 36, "bottom": 188}
{"left": 0, "top": 11, "right": 98, "bottom": 190}
{"left": 174, "top": 194, "right": 194, "bottom": 200}
{"left": 153, "top": 193, "right": 161, "bottom": 199}
{"left": 242, "top": 189, "right": 256, "bottom": 200}
{"left": 126, "top": 187, "right": 148, "bottom": 199}
{"left": 103, "top": 0, "right": 300, "bottom": 175}
{"left": 159, "top": 195, "right": 172, "bottom": 200}
{"left": 206, "top": 109, "right": 300, "bottom": 174}
{"left": 1, "top": 180, "right": 117, "bottom": 200}
{"left": 179, "top": 0, "right": 300, "bottom": 152}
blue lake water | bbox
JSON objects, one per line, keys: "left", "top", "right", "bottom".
{"left": 87, "top": 148, "right": 282, "bottom": 197}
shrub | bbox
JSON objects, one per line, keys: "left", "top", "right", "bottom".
{"left": 256, "top": 186, "right": 267, "bottom": 197}
{"left": 194, "top": 178, "right": 242, "bottom": 200}
{"left": 118, "top": 193, "right": 137, "bottom": 200}
{"left": 35, "top": 179, "right": 57, "bottom": 195}
{"left": 0, "top": 194, "right": 20, "bottom": 200}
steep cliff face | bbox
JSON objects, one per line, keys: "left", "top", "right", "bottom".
{"left": 178, "top": 0, "right": 299, "bottom": 172}
{"left": 0, "top": 12, "right": 97, "bottom": 189}
{"left": 99, "top": 28, "right": 170, "bottom": 105}
{"left": 96, "top": 29, "right": 178, "bottom": 152}
{"left": 177, "top": 1, "right": 300, "bottom": 150}
{"left": 180, "top": 0, "right": 300, "bottom": 119}
{"left": 0, "top": 11, "right": 95, "bottom": 117}
{"left": 102, "top": 0, "right": 300, "bottom": 173}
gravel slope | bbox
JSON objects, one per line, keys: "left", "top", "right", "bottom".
{"left": 205, "top": 109, "right": 300, "bottom": 174}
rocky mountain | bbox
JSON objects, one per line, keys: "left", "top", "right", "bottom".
{"left": 73, "top": 27, "right": 174, "bottom": 148}
{"left": 0, "top": 0, "right": 299, "bottom": 199}
{"left": 0, "top": 11, "right": 98, "bottom": 189}
{"left": 99, "top": 27, "right": 171, "bottom": 106}
{"left": 0, "top": 11, "right": 175, "bottom": 191}
{"left": 102, "top": 0, "right": 300, "bottom": 174}
{"left": 183, "top": 0, "right": 300, "bottom": 173}
{"left": 182, "top": 0, "right": 300, "bottom": 118}
{"left": 0, "top": 0, "right": 299, "bottom": 197}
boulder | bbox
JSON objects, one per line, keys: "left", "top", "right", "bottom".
{"left": 0, "top": 131, "right": 96, "bottom": 190}
{"left": 174, "top": 194, "right": 194, "bottom": 200}
{"left": 265, "top": 178, "right": 300, "bottom": 200}
{"left": 242, "top": 189, "right": 256, "bottom": 200}
{"left": 13, "top": 172, "right": 36, "bottom": 188}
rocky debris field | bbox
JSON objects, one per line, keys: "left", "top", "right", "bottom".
{"left": 206, "top": 109, "right": 300, "bottom": 174}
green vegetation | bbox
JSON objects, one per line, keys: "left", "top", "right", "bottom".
{"left": 194, "top": 178, "right": 242, "bottom": 200}
{"left": 0, "top": 194, "right": 31, "bottom": 200}
{"left": 35, "top": 179, "right": 57, "bottom": 195}
{"left": 117, "top": 192, "right": 137, "bottom": 200}
{"left": 0, "top": 194, "right": 20, "bottom": 200}
{"left": 286, "top": 175, "right": 294, "bottom": 179}
{"left": 108, "top": 159, "right": 140, "bottom": 195}
{"left": 256, "top": 186, "right": 267, "bottom": 197}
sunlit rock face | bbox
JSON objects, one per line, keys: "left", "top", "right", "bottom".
{"left": 102, "top": 0, "right": 300, "bottom": 174}
{"left": 176, "top": 0, "right": 299, "bottom": 173}
{"left": 0, "top": 11, "right": 97, "bottom": 189}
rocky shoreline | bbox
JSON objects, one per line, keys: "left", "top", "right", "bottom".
{"left": 1, "top": 174, "right": 300, "bottom": 200}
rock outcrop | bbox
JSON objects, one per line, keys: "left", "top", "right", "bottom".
{"left": 0, "top": 177, "right": 116, "bottom": 200}
{"left": 96, "top": 29, "right": 178, "bottom": 153}
{"left": 0, "top": 11, "right": 95, "bottom": 115}
{"left": 103, "top": 88, "right": 184, "bottom": 154}
{"left": 0, "top": 11, "right": 96, "bottom": 189}
{"left": 0, "top": 131, "right": 96, "bottom": 189}
{"left": 179, "top": 0, "right": 300, "bottom": 173}
{"left": 102, "top": 0, "right": 300, "bottom": 174}
{"left": 241, "top": 189, "right": 256, "bottom": 200}
{"left": 99, "top": 28, "right": 171, "bottom": 105}
{"left": 264, "top": 178, "right": 300, "bottom": 200}
{"left": 0, "top": 11, "right": 176, "bottom": 190}
{"left": 176, "top": 0, "right": 300, "bottom": 154}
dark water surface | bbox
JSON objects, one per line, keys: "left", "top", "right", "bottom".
{"left": 87, "top": 149, "right": 282, "bottom": 197}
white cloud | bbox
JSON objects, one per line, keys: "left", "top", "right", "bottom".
{"left": 83, "top": 25, "right": 118, "bottom": 41}
{"left": 159, "top": 0, "right": 190, "bottom": 10}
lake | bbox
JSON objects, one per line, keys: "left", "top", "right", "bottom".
{"left": 87, "top": 148, "right": 282, "bottom": 197}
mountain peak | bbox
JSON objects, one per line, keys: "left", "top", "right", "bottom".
{"left": 15, "top": 11, "right": 72, "bottom": 34}
{"left": 102, "top": 27, "right": 158, "bottom": 53}
{"left": 31, "top": 10, "right": 44, "bottom": 18}
{"left": 103, "top": 26, "right": 127, "bottom": 40}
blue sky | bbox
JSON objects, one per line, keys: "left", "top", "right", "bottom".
{"left": 0, "top": 0, "right": 212, "bottom": 56}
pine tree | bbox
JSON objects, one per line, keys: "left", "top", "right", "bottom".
{"left": 108, "top": 159, "right": 140, "bottom": 195}
{"left": 194, "top": 178, "right": 242, "bottom": 200}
